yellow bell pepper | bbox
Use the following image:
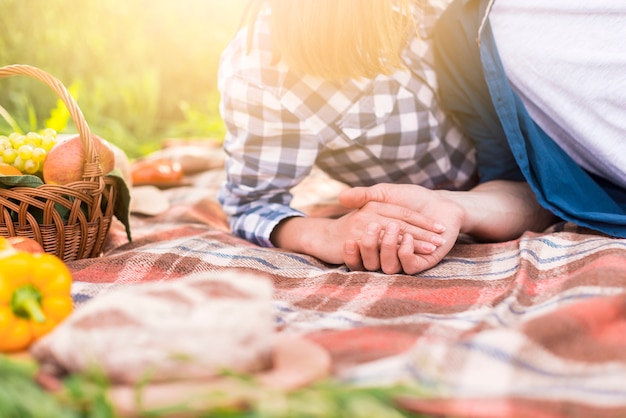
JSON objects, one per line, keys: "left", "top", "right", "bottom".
{"left": 0, "top": 250, "right": 73, "bottom": 352}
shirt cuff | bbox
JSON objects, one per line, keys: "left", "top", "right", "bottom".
{"left": 231, "top": 204, "right": 306, "bottom": 248}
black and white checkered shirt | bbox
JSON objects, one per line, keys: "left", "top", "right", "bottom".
{"left": 217, "top": 1, "right": 476, "bottom": 247}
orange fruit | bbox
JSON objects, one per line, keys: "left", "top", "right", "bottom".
{"left": 0, "top": 163, "right": 22, "bottom": 176}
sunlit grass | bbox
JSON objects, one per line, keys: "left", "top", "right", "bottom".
{"left": 0, "top": 0, "right": 248, "bottom": 157}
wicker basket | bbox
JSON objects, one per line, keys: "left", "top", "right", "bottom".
{"left": 0, "top": 64, "right": 118, "bottom": 262}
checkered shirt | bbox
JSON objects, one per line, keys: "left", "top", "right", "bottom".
{"left": 217, "top": 1, "right": 477, "bottom": 247}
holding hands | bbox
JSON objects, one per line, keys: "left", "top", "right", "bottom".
{"left": 270, "top": 196, "right": 452, "bottom": 269}
{"left": 334, "top": 181, "right": 556, "bottom": 275}
{"left": 339, "top": 184, "right": 465, "bottom": 274}
{"left": 274, "top": 180, "right": 553, "bottom": 275}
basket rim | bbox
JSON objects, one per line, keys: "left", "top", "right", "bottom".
{"left": 0, "top": 64, "right": 104, "bottom": 183}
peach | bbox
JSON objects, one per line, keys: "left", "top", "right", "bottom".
{"left": 0, "top": 237, "right": 17, "bottom": 258}
{"left": 42, "top": 134, "right": 115, "bottom": 185}
{"left": 7, "top": 236, "right": 45, "bottom": 254}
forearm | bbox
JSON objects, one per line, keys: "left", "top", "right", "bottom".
{"left": 442, "top": 180, "right": 558, "bottom": 242}
{"left": 271, "top": 216, "right": 343, "bottom": 264}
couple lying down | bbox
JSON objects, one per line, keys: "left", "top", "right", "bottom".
{"left": 217, "top": 0, "right": 626, "bottom": 274}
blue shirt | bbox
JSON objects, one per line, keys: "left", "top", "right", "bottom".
{"left": 434, "top": 0, "right": 626, "bottom": 238}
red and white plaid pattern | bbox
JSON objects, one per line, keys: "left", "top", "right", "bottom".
{"left": 65, "top": 168, "right": 626, "bottom": 418}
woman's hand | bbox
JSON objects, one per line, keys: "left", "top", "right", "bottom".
{"left": 270, "top": 200, "right": 449, "bottom": 266}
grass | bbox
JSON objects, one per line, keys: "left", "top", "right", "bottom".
{"left": 1, "top": 1, "right": 244, "bottom": 159}
{"left": 0, "top": 354, "right": 433, "bottom": 418}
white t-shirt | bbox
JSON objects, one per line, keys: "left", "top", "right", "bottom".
{"left": 490, "top": 0, "right": 626, "bottom": 188}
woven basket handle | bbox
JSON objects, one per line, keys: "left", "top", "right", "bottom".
{"left": 0, "top": 64, "right": 101, "bottom": 180}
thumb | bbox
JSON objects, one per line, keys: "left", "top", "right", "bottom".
{"left": 339, "top": 184, "right": 390, "bottom": 209}
{"left": 338, "top": 187, "right": 368, "bottom": 209}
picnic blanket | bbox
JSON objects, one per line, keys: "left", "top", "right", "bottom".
{"left": 59, "top": 146, "right": 626, "bottom": 418}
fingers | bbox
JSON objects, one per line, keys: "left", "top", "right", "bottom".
{"left": 343, "top": 240, "right": 364, "bottom": 271}
{"left": 338, "top": 183, "right": 429, "bottom": 210}
{"left": 378, "top": 223, "right": 434, "bottom": 274}
{"left": 345, "top": 199, "right": 446, "bottom": 240}
{"left": 396, "top": 234, "right": 431, "bottom": 275}
{"left": 360, "top": 223, "right": 383, "bottom": 271}
{"left": 339, "top": 184, "right": 451, "bottom": 244}
{"left": 379, "top": 222, "right": 403, "bottom": 274}
{"left": 342, "top": 222, "right": 439, "bottom": 274}
{"left": 338, "top": 186, "right": 383, "bottom": 209}
{"left": 373, "top": 201, "right": 446, "bottom": 237}
{"left": 343, "top": 224, "right": 386, "bottom": 273}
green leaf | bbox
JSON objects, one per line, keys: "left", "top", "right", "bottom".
{"left": 27, "top": 103, "right": 38, "bottom": 132}
{"left": 0, "top": 173, "right": 44, "bottom": 188}
{"left": 106, "top": 169, "right": 132, "bottom": 242}
{"left": 0, "top": 104, "right": 23, "bottom": 134}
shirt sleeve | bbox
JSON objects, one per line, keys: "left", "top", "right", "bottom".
{"left": 217, "top": 47, "right": 320, "bottom": 247}
{"left": 433, "top": 0, "right": 524, "bottom": 183}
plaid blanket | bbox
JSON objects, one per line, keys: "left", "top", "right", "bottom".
{"left": 65, "top": 167, "right": 626, "bottom": 418}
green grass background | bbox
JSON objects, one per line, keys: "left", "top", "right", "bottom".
{"left": 0, "top": 0, "right": 246, "bottom": 158}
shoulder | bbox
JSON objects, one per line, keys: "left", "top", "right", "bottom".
{"left": 218, "top": 10, "right": 285, "bottom": 92}
{"left": 412, "top": 0, "right": 454, "bottom": 37}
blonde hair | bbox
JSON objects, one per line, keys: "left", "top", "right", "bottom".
{"left": 243, "top": 0, "right": 415, "bottom": 81}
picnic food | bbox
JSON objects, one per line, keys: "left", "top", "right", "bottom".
{"left": 42, "top": 133, "right": 115, "bottom": 185}
{"left": 0, "top": 162, "right": 22, "bottom": 176}
{"left": 0, "top": 246, "right": 73, "bottom": 352}
{"left": 6, "top": 236, "right": 45, "bottom": 254}
{"left": 31, "top": 271, "right": 276, "bottom": 384}
{"left": 130, "top": 157, "right": 183, "bottom": 186}
{"left": 0, "top": 129, "right": 57, "bottom": 175}
{"left": 0, "top": 236, "right": 16, "bottom": 257}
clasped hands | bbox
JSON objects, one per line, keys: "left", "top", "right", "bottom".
{"left": 271, "top": 182, "right": 463, "bottom": 275}
{"left": 337, "top": 183, "right": 466, "bottom": 274}
{"left": 273, "top": 180, "right": 546, "bottom": 275}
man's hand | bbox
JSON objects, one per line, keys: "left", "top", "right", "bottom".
{"left": 337, "top": 181, "right": 557, "bottom": 275}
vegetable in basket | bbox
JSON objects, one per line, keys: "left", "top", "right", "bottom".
{"left": 0, "top": 238, "right": 73, "bottom": 352}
